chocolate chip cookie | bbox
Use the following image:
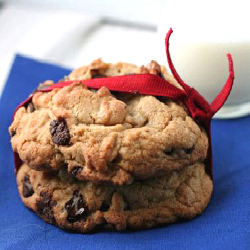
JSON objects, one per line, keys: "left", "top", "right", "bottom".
{"left": 9, "top": 60, "right": 208, "bottom": 185}
{"left": 17, "top": 162, "right": 212, "bottom": 232}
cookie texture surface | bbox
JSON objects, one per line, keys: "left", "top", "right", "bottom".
{"left": 9, "top": 60, "right": 209, "bottom": 185}
{"left": 17, "top": 163, "right": 212, "bottom": 232}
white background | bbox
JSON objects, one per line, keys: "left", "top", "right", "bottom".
{"left": 0, "top": 0, "right": 163, "bottom": 96}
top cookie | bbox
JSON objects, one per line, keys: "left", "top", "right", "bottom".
{"left": 9, "top": 59, "right": 208, "bottom": 185}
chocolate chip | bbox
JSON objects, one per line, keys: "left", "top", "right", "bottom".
{"left": 111, "top": 154, "right": 122, "bottom": 165}
{"left": 50, "top": 118, "right": 70, "bottom": 145}
{"left": 158, "top": 72, "right": 164, "bottom": 78}
{"left": 43, "top": 171, "right": 58, "bottom": 179}
{"left": 65, "top": 190, "right": 87, "bottom": 223}
{"left": 185, "top": 146, "right": 195, "bottom": 154}
{"left": 92, "top": 74, "right": 107, "bottom": 79}
{"left": 37, "top": 164, "right": 51, "bottom": 171}
{"left": 90, "top": 69, "right": 107, "bottom": 79}
{"left": 27, "top": 102, "right": 35, "bottom": 112}
{"left": 36, "top": 192, "right": 55, "bottom": 223}
{"left": 164, "top": 148, "right": 193, "bottom": 158}
{"left": 40, "top": 191, "right": 51, "bottom": 201}
{"left": 62, "top": 163, "right": 68, "bottom": 170}
{"left": 71, "top": 166, "right": 83, "bottom": 177}
{"left": 155, "top": 96, "right": 167, "bottom": 103}
{"left": 10, "top": 128, "right": 16, "bottom": 137}
{"left": 164, "top": 148, "right": 174, "bottom": 155}
{"left": 23, "top": 176, "right": 34, "bottom": 198}
{"left": 100, "top": 201, "right": 110, "bottom": 212}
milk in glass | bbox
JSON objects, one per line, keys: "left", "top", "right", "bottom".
{"left": 158, "top": 0, "right": 250, "bottom": 118}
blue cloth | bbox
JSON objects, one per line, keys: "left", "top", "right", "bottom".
{"left": 0, "top": 55, "right": 250, "bottom": 250}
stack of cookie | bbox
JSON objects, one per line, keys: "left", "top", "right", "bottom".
{"left": 9, "top": 59, "right": 213, "bottom": 233}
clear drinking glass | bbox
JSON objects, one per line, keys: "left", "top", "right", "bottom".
{"left": 158, "top": 0, "right": 250, "bottom": 118}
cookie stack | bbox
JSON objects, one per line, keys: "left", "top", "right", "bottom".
{"left": 9, "top": 59, "right": 213, "bottom": 233}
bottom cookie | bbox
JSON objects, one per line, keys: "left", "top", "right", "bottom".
{"left": 16, "top": 163, "right": 213, "bottom": 233}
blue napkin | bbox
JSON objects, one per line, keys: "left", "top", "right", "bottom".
{"left": 0, "top": 55, "right": 250, "bottom": 250}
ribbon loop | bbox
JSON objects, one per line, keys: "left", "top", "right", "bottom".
{"left": 210, "top": 53, "right": 235, "bottom": 116}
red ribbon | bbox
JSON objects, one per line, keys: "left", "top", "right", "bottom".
{"left": 12, "top": 29, "right": 235, "bottom": 177}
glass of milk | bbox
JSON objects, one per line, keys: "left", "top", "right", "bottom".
{"left": 157, "top": 0, "right": 250, "bottom": 118}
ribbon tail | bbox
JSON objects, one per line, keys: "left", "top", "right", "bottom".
{"left": 165, "top": 28, "right": 190, "bottom": 93}
{"left": 210, "top": 53, "right": 235, "bottom": 116}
